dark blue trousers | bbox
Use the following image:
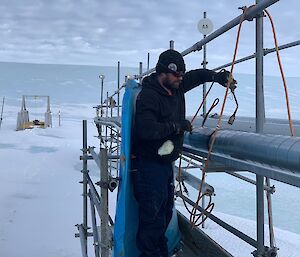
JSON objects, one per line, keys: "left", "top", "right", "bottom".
{"left": 133, "top": 159, "right": 174, "bottom": 257}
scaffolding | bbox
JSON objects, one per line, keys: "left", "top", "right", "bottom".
{"left": 76, "top": 0, "right": 300, "bottom": 256}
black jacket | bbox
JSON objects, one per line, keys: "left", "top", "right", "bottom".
{"left": 133, "top": 69, "right": 216, "bottom": 162}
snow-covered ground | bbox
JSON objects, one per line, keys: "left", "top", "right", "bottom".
{"left": 0, "top": 104, "right": 98, "bottom": 257}
{"left": 0, "top": 102, "right": 299, "bottom": 257}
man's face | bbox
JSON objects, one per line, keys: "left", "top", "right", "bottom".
{"left": 163, "top": 72, "right": 183, "bottom": 89}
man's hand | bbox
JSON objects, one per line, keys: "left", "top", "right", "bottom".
{"left": 214, "top": 69, "right": 237, "bottom": 92}
{"left": 174, "top": 119, "right": 193, "bottom": 134}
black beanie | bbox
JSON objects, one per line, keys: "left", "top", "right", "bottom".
{"left": 156, "top": 49, "right": 186, "bottom": 74}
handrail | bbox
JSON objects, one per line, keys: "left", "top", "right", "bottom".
{"left": 213, "top": 40, "right": 300, "bottom": 71}
{"left": 139, "top": 0, "right": 279, "bottom": 78}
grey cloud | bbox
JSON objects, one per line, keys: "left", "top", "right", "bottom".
{"left": 0, "top": 0, "right": 298, "bottom": 76}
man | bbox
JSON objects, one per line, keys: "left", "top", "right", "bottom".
{"left": 132, "top": 49, "right": 233, "bottom": 257}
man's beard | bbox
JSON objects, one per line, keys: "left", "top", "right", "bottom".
{"left": 163, "top": 78, "right": 180, "bottom": 90}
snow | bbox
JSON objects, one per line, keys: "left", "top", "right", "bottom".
{"left": 0, "top": 104, "right": 98, "bottom": 257}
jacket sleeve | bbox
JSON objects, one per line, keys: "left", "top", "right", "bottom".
{"left": 182, "top": 69, "right": 216, "bottom": 93}
{"left": 135, "top": 91, "right": 176, "bottom": 140}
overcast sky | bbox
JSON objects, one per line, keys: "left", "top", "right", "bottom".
{"left": 0, "top": 0, "right": 299, "bottom": 76}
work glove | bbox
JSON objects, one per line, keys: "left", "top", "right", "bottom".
{"left": 214, "top": 69, "right": 237, "bottom": 92}
{"left": 174, "top": 119, "right": 193, "bottom": 134}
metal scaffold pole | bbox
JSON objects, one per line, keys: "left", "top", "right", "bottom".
{"left": 139, "top": 62, "right": 143, "bottom": 84}
{"left": 255, "top": 1, "right": 265, "bottom": 256}
{"left": 82, "top": 120, "right": 88, "bottom": 257}
{"left": 100, "top": 148, "right": 110, "bottom": 257}
{"left": 0, "top": 96, "right": 5, "bottom": 128}
{"left": 117, "top": 61, "right": 120, "bottom": 117}
{"left": 201, "top": 11, "right": 207, "bottom": 229}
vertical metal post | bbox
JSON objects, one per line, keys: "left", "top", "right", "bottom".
{"left": 147, "top": 52, "right": 150, "bottom": 71}
{"left": 170, "top": 40, "right": 174, "bottom": 50}
{"left": 201, "top": 11, "right": 208, "bottom": 229}
{"left": 100, "top": 148, "right": 110, "bottom": 257}
{"left": 255, "top": 1, "right": 265, "bottom": 256}
{"left": 139, "top": 62, "right": 143, "bottom": 84}
{"left": 0, "top": 96, "right": 5, "bottom": 128}
{"left": 89, "top": 190, "right": 100, "bottom": 257}
{"left": 117, "top": 61, "right": 120, "bottom": 117}
{"left": 117, "top": 62, "right": 121, "bottom": 177}
{"left": 82, "top": 120, "right": 88, "bottom": 257}
{"left": 202, "top": 12, "right": 207, "bottom": 117}
{"left": 100, "top": 75, "right": 105, "bottom": 117}
{"left": 47, "top": 96, "right": 50, "bottom": 112}
{"left": 256, "top": 6, "right": 265, "bottom": 132}
{"left": 58, "top": 110, "right": 61, "bottom": 127}
{"left": 78, "top": 224, "right": 88, "bottom": 257}
{"left": 265, "top": 178, "right": 275, "bottom": 248}
{"left": 22, "top": 95, "right": 26, "bottom": 111}
{"left": 105, "top": 92, "right": 109, "bottom": 148}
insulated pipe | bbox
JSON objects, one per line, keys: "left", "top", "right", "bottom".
{"left": 184, "top": 128, "right": 300, "bottom": 172}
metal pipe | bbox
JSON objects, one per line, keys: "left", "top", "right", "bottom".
{"left": 256, "top": 6, "right": 265, "bottom": 133}
{"left": 202, "top": 11, "right": 208, "bottom": 229}
{"left": 225, "top": 172, "right": 275, "bottom": 193}
{"left": 202, "top": 12, "right": 207, "bottom": 117}
{"left": 0, "top": 96, "right": 5, "bottom": 128}
{"left": 94, "top": 118, "right": 121, "bottom": 131}
{"left": 182, "top": 0, "right": 278, "bottom": 56}
{"left": 99, "top": 75, "right": 105, "bottom": 106}
{"left": 116, "top": 61, "right": 121, "bottom": 177}
{"left": 179, "top": 155, "right": 202, "bottom": 169}
{"left": 176, "top": 192, "right": 258, "bottom": 248}
{"left": 139, "top": 62, "right": 143, "bottom": 84}
{"left": 87, "top": 175, "right": 101, "bottom": 208}
{"left": 265, "top": 178, "right": 275, "bottom": 248}
{"left": 147, "top": 52, "right": 150, "bottom": 71}
{"left": 170, "top": 40, "right": 174, "bottom": 50}
{"left": 173, "top": 167, "right": 214, "bottom": 195}
{"left": 77, "top": 224, "right": 88, "bottom": 257}
{"left": 100, "top": 148, "right": 110, "bottom": 257}
{"left": 256, "top": 175, "right": 265, "bottom": 257}
{"left": 82, "top": 120, "right": 88, "bottom": 256}
{"left": 256, "top": 1, "right": 265, "bottom": 255}
{"left": 139, "top": 0, "right": 278, "bottom": 79}
{"left": 58, "top": 110, "right": 61, "bottom": 127}
{"left": 213, "top": 40, "right": 300, "bottom": 71}
{"left": 105, "top": 92, "right": 109, "bottom": 148}
{"left": 89, "top": 190, "right": 100, "bottom": 257}
{"left": 117, "top": 61, "right": 120, "bottom": 117}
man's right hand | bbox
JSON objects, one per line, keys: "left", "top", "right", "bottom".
{"left": 174, "top": 119, "right": 193, "bottom": 133}
{"left": 214, "top": 69, "right": 237, "bottom": 92}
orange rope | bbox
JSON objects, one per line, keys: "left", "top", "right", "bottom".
{"left": 190, "top": 6, "right": 249, "bottom": 227}
{"left": 264, "top": 9, "right": 294, "bottom": 137}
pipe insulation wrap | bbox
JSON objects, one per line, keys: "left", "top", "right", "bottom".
{"left": 184, "top": 128, "right": 300, "bottom": 172}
